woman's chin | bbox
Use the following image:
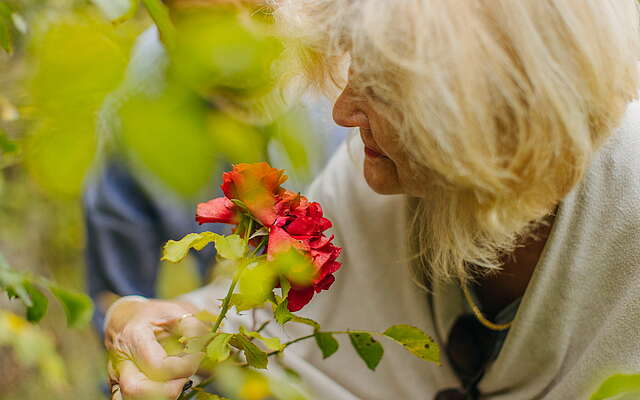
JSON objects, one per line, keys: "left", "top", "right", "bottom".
{"left": 363, "top": 158, "right": 403, "bottom": 195}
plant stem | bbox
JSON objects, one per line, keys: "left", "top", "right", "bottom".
{"left": 141, "top": 0, "right": 177, "bottom": 51}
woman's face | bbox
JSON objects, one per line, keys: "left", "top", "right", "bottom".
{"left": 333, "top": 77, "right": 424, "bottom": 196}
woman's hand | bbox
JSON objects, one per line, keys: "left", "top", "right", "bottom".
{"left": 105, "top": 297, "right": 208, "bottom": 400}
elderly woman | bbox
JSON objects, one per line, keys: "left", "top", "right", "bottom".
{"left": 104, "top": 0, "right": 640, "bottom": 399}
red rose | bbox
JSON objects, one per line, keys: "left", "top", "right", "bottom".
{"left": 195, "top": 163, "right": 342, "bottom": 312}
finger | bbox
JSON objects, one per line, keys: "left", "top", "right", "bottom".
{"left": 176, "top": 315, "right": 209, "bottom": 339}
{"left": 108, "top": 359, "right": 119, "bottom": 384}
{"left": 118, "top": 359, "right": 189, "bottom": 400}
{"left": 111, "top": 384, "right": 123, "bottom": 400}
{"left": 131, "top": 326, "right": 203, "bottom": 381}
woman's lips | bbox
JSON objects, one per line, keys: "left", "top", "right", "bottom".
{"left": 364, "top": 146, "right": 386, "bottom": 159}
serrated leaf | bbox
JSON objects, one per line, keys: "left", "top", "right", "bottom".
{"left": 24, "top": 282, "right": 48, "bottom": 323}
{"left": 314, "top": 332, "right": 339, "bottom": 359}
{"left": 206, "top": 333, "right": 233, "bottom": 363}
{"left": 349, "top": 332, "right": 384, "bottom": 371}
{"left": 91, "top": 0, "right": 138, "bottom": 22}
{"left": 214, "top": 234, "right": 246, "bottom": 260}
{"left": 590, "top": 374, "right": 640, "bottom": 400}
{"left": 239, "top": 326, "right": 283, "bottom": 352}
{"left": 49, "top": 287, "right": 94, "bottom": 328}
{"left": 229, "top": 334, "right": 268, "bottom": 369}
{"left": 383, "top": 325, "right": 440, "bottom": 365}
{"left": 162, "top": 232, "right": 219, "bottom": 263}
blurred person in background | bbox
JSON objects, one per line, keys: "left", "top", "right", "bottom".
{"left": 103, "top": 0, "right": 640, "bottom": 399}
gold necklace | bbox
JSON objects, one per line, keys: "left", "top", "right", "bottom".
{"left": 462, "top": 283, "right": 512, "bottom": 331}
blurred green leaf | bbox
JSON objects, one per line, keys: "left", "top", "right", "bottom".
{"left": 206, "top": 333, "right": 233, "bottom": 363}
{"left": 24, "top": 281, "right": 48, "bottom": 323}
{"left": 266, "top": 111, "right": 311, "bottom": 177}
{"left": 0, "top": 268, "right": 33, "bottom": 308}
{"left": 0, "top": 128, "right": 17, "bottom": 153}
{"left": 0, "top": 311, "right": 68, "bottom": 389}
{"left": 0, "top": 2, "right": 13, "bottom": 53}
{"left": 238, "top": 261, "right": 277, "bottom": 308}
{"left": 26, "top": 13, "right": 136, "bottom": 196}
{"left": 92, "top": 0, "right": 138, "bottom": 22}
{"left": 349, "top": 332, "right": 384, "bottom": 371}
{"left": 119, "top": 84, "right": 218, "bottom": 198}
{"left": 271, "top": 249, "right": 315, "bottom": 287}
{"left": 49, "top": 286, "right": 94, "bottom": 328}
{"left": 172, "top": 10, "right": 282, "bottom": 95}
{"left": 162, "top": 232, "right": 219, "bottom": 263}
{"left": 196, "top": 392, "right": 230, "bottom": 400}
{"left": 229, "top": 333, "right": 268, "bottom": 369}
{"left": 314, "top": 332, "right": 339, "bottom": 359}
{"left": 206, "top": 112, "right": 267, "bottom": 164}
{"left": 229, "top": 293, "right": 259, "bottom": 312}
{"left": 591, "top": 374, "right": 640, "bottom": 400}
{"left": 383, "top": 325, "right": 440, "bottom": 365}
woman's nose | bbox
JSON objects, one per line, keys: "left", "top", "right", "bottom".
{"left": 333, "top": 85, "right": 370, "bottom": 129}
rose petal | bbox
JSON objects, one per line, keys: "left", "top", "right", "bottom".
{"left": 196, "top": 197, "right": 241, "bottom": 225}
{"left": 314, "top": 274, "right": 336, "bottom": 293}
{"left": 287, "top": 287, "right": 315, "bottom": 312}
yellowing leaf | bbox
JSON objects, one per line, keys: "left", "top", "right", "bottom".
{"left": 214, "top": 234, "right": 247, "bottom": 260}
{"left": 383, "top": 325, "right": 440, "bottom": 365}
{"left": 162, "top": 232, "right": 219, "bottom": 263}
{"left": 238, "top": 262, "right": 277, "bottom": 308}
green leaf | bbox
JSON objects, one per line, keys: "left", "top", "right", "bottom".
{"left": 590, "top": 374, "right": 640, "bottom": 400}
{"left": 92, "top": 0, "right": 138, "bottom": 22}
{"left": 0, "top": 268, "right": 32, "bottom": 307}
{"left": 229, "top": 334, "right": 268, "bottom": 369}
{"left": 0, "top": 2, "right": 13, "bottom": 53}
{"left": 24, "top": 282, "right": 48, "bottom": 323}
{"left": 273, "top": 299, "right": 320, "bottom": 330}
{"left": 228, "top": 294, "right": 258, "bottom": 312}
{"left": 162, "top": 232, "right": 219, "bottom": 263}
{"left": 239, "top": 326, "right": 283, "bottom": 352}
{"left": 206, "top": 333, "right": 233, "bottom": 363}
{"left": 49, "top": 287, "right": 94, "bottom": 328}
{"left": 0, "top": 129, "right": 17, "bottom": 153}
{"left": 314, "top": 332, "right": 339, "bottom": 359}
{"left": 383, "top": 325, "right": 440, "bottom": 365}
{"left": 348, "top": 332, "right": 384, "bottom": 371}
{"left": 214, "top": 234, "right": 247, "bottom": 260}
{"left": 275, "top": 299, "right": 293, "bottom": 325}
{"left": 271, "top": 249, "right": 315, "bottom": 287}
{"left": 182, "top": 332, "right": 215, "bottom": 354}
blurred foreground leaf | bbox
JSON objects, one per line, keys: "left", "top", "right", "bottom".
{"left": 49, "top": 286, "right": 94, "bottom": 328}
{"left": 24, "top": 281, "right": 48, "bottom": 323}
{"left": 0, "top": 2, "right": 13, "bottom": 53}
{"left": 0, "top": 310, "right": 68, "bottom": 389}
{"left": 0, "top": 128, "right": 17, "bottom": 153}
{"left": 591, "top": 374, "right": 640, "bottom": 400}
{"left": 25, "top": 12, "right": 137, "bottom": 196}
